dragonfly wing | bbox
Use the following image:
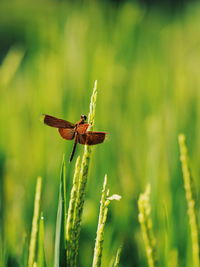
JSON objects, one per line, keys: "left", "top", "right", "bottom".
{"left": 58, "top": 128, "right": 75, "bottom": 140}
{"left": 78, "top": 131, "right": 106, "bottom": 145}
{"left": 43, "top": 114, "right": 75, "bottom": 128}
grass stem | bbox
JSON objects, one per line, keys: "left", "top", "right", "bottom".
{"left": 70, "top": 81, "right": 98, "bottom": 266}
{"left": 138, "top": 185, "right": 157, "bottom": 267}
{"left": 92, "top": 174, "right": 109, "bottom": 267}
{"left": 66, "top": 156, "right": 81, "bottom": 264}
{"left": 113, "top": 246, "right": 122, "bottom": 267}
{"left": 92, "top": 175, "right": 121, "bottom": 267}
{"left": 178, "top": 134, "right": 200, "bottom": 267}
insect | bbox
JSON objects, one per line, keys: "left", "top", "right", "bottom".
{"left": 43, "top": 114, "right": 107, "bottom": 162}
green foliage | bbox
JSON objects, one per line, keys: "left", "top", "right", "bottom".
{"left": 54, "top": 158, "right": 67, "bottom": 267}
{"left": 178, "top": 134, "right": 199, "bottom": 267}
{"left": 37, "top": 213, "right": 46, "bottom": 267}
{"left": 92, "top": 175, "right": 109, "bottom": 267}
{"left": 92, "top": 175, "right": 121, "bottom": 267}
{"left": 66, "top": 156, "right": 81, "bottom": 265}
{"left": 21, "top": 234, "right": 28, "bottom": 267}
{"left": 28, "top": 176, "right": 42, "bottom": 267}
{"left": 138, "top": 185, "right": 157, "bottom": 267}
{"left": 113, "top": 246, "right": 122, "bottom": 267}
{"left": 1, "top": 1, "right": 200, "bottom": 266}
{"left": 71, "top": 81, "right": 98, "bottom": 266}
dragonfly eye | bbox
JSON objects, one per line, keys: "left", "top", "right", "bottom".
{"left": 81, "top": 115, "right": 87, "bottom": 121}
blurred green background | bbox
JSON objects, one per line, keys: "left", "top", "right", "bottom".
{"left": 1, "top": 0, "right": 200, "bottom": 266}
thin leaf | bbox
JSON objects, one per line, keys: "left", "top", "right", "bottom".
{"left": 0, "top": 151, "right": 5, "bottom": 267}
{"left": 54, "top": 156, "right": 67, "bottom": 267}
{"left": 37, "top": 213, "right": 46, "bottom": 267}
{"left": 28, "top": 176, "right": 42, "bottom": 267}
{"left": 21, "top": 233, "right": 28, "bottom": 267}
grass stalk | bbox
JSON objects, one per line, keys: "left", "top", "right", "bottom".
{"left": 138, "top": 185, "right": 157, "bottom": 267}
{"left": 92, "top": 174, "right": 109, "bottom": 267}
{"left": 71, "top": 81, "right": 98, "bottom": 266}
{"left": 28, "top": 176, "right": 42, "bottom": 267}
{"left": 178, "top": 134, "right": 200, "bottom": 267}
{"left": 92, "top": 175, "right": 121, "bottom": 267}
{"left": 113, "top": 246, "right": 122, "bottom": 267}
{"left": 66, "top": 156, "right": 81, "bottom": 264}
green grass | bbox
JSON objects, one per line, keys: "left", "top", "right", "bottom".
{"left": 28, "top": 176, "right": 42, "bottom": 267}
{"left": 178, "top": 134, "right": 199, "bottom": 267}
{"left": 92, "top": 174, "right": 121, "bottom": 267}
{"left": 138, "top": 185, "right": 157, "bottom": 267}
{"left": 24, "top": 86, "right": 122, "bottom": 267}
{"left": 1, "top": 1, "right": 200, "bottom": 266}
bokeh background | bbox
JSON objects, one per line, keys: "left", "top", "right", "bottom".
{"left": 1, "top": 0, "right": 200, "bottom": 266}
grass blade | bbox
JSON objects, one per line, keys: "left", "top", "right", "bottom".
{"left": 28, "top": 176, "right": 42, "bottom": 267}
{"left": 0, "top": 152, "right": 5, "bottom": 267}
{"left": 21, "top": 234, "right": 28, "bottom": 267}
{"left": 54, "top": 157, "right": 67, "bottom": 267}
{"left": 0, "top": 47, "right": 24, "bottom": 87}
{"left": 178, "top": 134, "right": 200, "bottom": 267}
{"left": 37, "top": 213, "right": 46, "bottom": 267}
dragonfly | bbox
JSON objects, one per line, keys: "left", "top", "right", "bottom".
{"left": 43, "top": 114, "right": 107, "bottom": 162}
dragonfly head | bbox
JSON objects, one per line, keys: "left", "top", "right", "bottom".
{"left": 80, "top": 115, "right": 87, "bottom": 122}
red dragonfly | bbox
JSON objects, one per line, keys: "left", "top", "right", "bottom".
{"left": 43, "top": 114, "right": 107, "bottom": 162}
